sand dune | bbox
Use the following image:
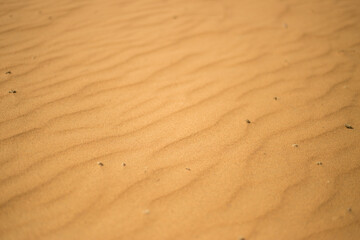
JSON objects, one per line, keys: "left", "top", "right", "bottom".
{"left": 1, "top": 0, "right": 360, "bottom": 239}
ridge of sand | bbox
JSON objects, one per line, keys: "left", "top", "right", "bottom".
{"left": 0, "top": 0, "right": 360, "bottom": 239}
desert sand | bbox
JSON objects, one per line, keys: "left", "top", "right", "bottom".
{"left": 1, "top": 0, "right": 360, "bottom": 239}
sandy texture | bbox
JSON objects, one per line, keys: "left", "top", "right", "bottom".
{"left": 1, "top": 0, "right": 360, "bottom": 239}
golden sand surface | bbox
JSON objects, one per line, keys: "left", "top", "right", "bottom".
{"left": 1, "top": 0, "right": 360, "bottom": 239}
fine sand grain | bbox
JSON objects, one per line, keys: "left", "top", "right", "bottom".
{"left": 1, "top": 0, "right": 360, "bottom": 240}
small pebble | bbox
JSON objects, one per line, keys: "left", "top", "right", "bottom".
{"left": 246, "top": 119, "right": 251, "bottom": 124}
{"left": 292, "top": 144, "right": 298, "bottom": 147}
{"left": 345, "top": 124, "right": 353, "bottom": 129}
{"left": 316, "top": 162, "right": 323, "bottom": 166}
{"left": 348, "top": 208, "right": 352, "bottom": 212}
{"left": 274, "top": 97, "right": 278, "bottom": 100}
{"left": 9, "top": 90, "right": 16, "bottom": 93}
{"left": 97, "top": 162, "right": 104, "bottom": 166}
{"left": 185, "top": 168, "right": 191, "bottom": 171}
{"left": 122, "top": 162, "right": 126, "bottom": 167}
{"left": 239, "top": 238, "right": 246, "bottom": 240}
{"left": 5, "top": 71, "right": 11, "bottom": 74}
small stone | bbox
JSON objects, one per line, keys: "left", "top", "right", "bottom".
{"left": 274, "top": 97, "right": 278, "bottom": 100}
{"left": 122, "top": 162, "right": 126, "bottom": 167}
{"left": 316, "top": 162, "right": 323, "bottom": 166}
{"left": 97, "top": 162, "right": 104, "bottom": 166}
{"left": 345, "top": 124, "right": 353, "bottom": 129}
{"left": 239, "top": 238, "right": 246, "bottom": 240}
{"left": 246, "top": 119, "right": 251, "bottom": 124}
{"left": 185, "top": 168, "right": 191, "bottom": 171}
{"left": 292, "top": 144, "right": 298, "bottom": 147}
{"left": 9, "top": 90, "right": 16, "bottom": 93}
{"left": 348, "top": 208, "right": 352, "bottom": 212}
{"left": 5, "top": 71, "right": 11, "bottom": 74}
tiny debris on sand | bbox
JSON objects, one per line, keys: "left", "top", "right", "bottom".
{"left": 348, "top": 208, "right": 352, "bottom": 212}
{"left": 5, "top": 71, "right": 11, "bottom": 74}
{"left": 239, "top": 237, "right": 246, "bottom": 240}
{"left": 97, "top": 162, "right": 104, "bottom": 166}
{"left": 9, "top": 90, "right": 16, "bottom": 93}
{"left": 246, "top": 119, "right": 251, "bottom": 124}
{"left": 316, "top": 162, "right": 323, "bottom": 166}
{"left": 122, "top": 162, "right": 126, "bottom": 167}
{"left": 274, "top": 97, "right": 278, "bottom": 100}
{"left": 185, "top": 168, "right": 191, "bottom": 171}
{"left": 345, "top": 124, "right": 353, "bottom": 129}
{"left": 292, "top": 144, "right": 298, "bottom": 147}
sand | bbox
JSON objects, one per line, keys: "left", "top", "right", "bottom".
{"left": 1, "top": 0, "right": 360, "bottom": 239}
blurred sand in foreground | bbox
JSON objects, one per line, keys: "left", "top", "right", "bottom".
{"left": 1, "top": 0, "right": 360, "bottom": 239}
